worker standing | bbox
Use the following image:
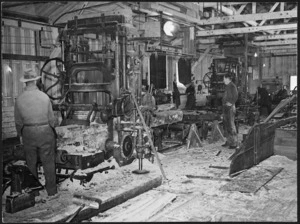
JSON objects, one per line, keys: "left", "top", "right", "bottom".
{"left": 221, "top": 73, "right": 238, "bottom": 149}
{"left": 14, "top": 69, "right": 58, "bottom": 199}
{"left": 173, "top": 76, "right": 181, "bottom": 109}
{"left": 185, "top": 81, "right": 196, "bottom": 110}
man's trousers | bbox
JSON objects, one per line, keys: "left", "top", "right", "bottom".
{"left": 222, "top": 105, "right": 238, "bottom": 147}
{"left": 22, "top": 125, "right": 57, "bottom": 196}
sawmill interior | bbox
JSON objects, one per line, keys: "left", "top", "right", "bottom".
{"left": 1, "top": 1, "right": 298, "bottom": 222}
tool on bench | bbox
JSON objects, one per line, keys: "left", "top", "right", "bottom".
{"left": 70, "top": 165, "right": 115, "bottom": 185}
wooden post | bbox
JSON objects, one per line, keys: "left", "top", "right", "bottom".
{"left": 244, "top": 33, "right": 248, "bottom": 93}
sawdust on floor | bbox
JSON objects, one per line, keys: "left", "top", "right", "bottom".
{"left": 88, "top": 134, "right": 297, "bottom": 222}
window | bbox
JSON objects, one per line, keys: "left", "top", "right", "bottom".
{"left": 178, "top": 58, "right": 192, "bottom": 85}
{"left": 290, "top": 75, "right": 297, "bottom": 91}
{"left": 150, "top": 54, "right": 166, "bottom": 89}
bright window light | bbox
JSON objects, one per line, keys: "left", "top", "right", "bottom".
{"left": 290, "top": 75, "right": 297, "bottom": 91}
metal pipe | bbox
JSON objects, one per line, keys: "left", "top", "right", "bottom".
{"left": 122, "top": 36, "right": 126, "bottom": 89}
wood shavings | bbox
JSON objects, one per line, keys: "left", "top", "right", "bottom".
{"left": 55, "top": 124, "right": 108, "bottom": 154}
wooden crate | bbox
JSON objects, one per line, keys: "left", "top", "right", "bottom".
{"left": 274, "top": 128, "right": 297, "bottom": 160}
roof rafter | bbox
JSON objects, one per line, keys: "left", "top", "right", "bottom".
{"left": 259, "top": 2, "right": 280, "bottom": 26}
{"left": 254, "top": 33, "right": 297, "bottom": 41}
{"left": 252, "top": 39, "right": 297, "bottom": 46}
{"left": 195, "top": 10, "right": 297, "bottom": 25}
{"left": 197, "top": 23, "right": 297, "bottom": 36}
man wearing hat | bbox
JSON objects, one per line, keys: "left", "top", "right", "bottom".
{"left": 14, "top": 69, "right": 58, "bottom": 199}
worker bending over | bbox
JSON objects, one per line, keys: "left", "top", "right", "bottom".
{"left": 14, "top": 69, "right": 58, "bottom": 199}
{"left": 222, "top": 73, "right": 238, "bottom": 149}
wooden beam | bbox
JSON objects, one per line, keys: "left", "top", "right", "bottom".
{"left": 2, "top": 54, "right": 49, "bottom": 61}
{"left": 195, "top": 10, "right": 297, "bottom": 25}
{"left": 270, "top": 52, "right": 297, "bottom": 56}
{"left": 259, "top": 2, "right": 280, "bottom": 26}
{"left": 244, "top": 33, "right": 248, "bottom": 93}
{"left": 236, "top": 4, "right": 247, "bottom": 14}
{"left": 261, "top": 49, "right": 297, "bottom": 55}
{"left": 201, "top": 2, "right": 250, "bottom": 8}
{"left": 196, "top": 23, "right": 297, "bottom": 36}
{"left": 252, "top": 2, "right": 256, "bottom": 14}
{"left": 197, "top": 39, "right": 216, "bottom": 44}
{"left": 2, "top": 10, "right": 49, "bottom": 24}
{"left": 140, "top": 2, "right": 199, "bottom": 23}
{"left": 192, "top": 45, "right": 212, "bottom": 73}
{"left": 252, "top": 39, "right": 297, "bottom": 46}
{"left": 254, "top": 33, "right": 297, "bottom": 41}
{"left": 197, "top": 44, "right": 219, "bottom": 50}
{"left": 260, "top": 45, "right": 297, "bottom": 50}
{"left": 280, "top": 2, "right": 285, "bottom": 11}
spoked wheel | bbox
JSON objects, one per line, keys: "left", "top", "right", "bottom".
{"left": 40, "top": 58, "right": 67, "bottom": 101}
{"left": 113, "top": 135, "right": 135, "bottom": 167}
{"left": 203, "top": 72, "right": 212, "bottom": 89}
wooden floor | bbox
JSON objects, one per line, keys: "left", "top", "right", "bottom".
{"left": 90, "top": 125, "right": 297, "bottom": 222}
{"left": 2, "top": 160, "right": 162, "bottom": 223}
{"left": 2, "top": 124, "right": 297, "bottom": 222}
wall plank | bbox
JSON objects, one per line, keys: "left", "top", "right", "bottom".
{"left": 262, "top": 55, "right": 297, "bottom": 87}
{"left": 2, "top": 22, "right": 57, "bottom": 140}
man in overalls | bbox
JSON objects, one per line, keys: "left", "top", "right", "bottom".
{"left": 14, "top": 69, "right": 58, "bottom": 199}
{"left": 222, "top": 73, "right": 238, "bottom": 149}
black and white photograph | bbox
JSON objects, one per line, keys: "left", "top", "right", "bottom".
{"left": 1, "top": 1, "right": 297, "bottom": 222}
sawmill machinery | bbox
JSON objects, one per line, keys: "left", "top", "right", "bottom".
{"left": 3, "top": 15, "right": 159, "bottom": 213}
{"left": 38, "top": 15, "right": 156, "bottom": 175}
{"left": 203, "top": 57, "right": 241, "bottom": 110}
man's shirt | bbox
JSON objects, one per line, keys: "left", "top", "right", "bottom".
{"left": 222, "top": 81, "right": 238, "bottom": 105}
{"left": 14, "top": 85, "right": 55, "bottom": 136}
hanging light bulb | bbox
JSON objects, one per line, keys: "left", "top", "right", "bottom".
{"left": 163, "top": 21, "right": 180, "bottom": 36}
{"left": 263, "top": 63, "right": 266, "bottom": 67}
{"left": 254, "top": 52, "right": 258, "bottom": 57}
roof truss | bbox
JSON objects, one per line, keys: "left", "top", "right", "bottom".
{"left": 196, "top": 10, "right": 297, "bottom": 25}
{"left": 197, "top": 23, "right": 297, "bottom": 37}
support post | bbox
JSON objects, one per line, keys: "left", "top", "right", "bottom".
{"left": 244, "top": 33, "right": 248, "bottom": 93}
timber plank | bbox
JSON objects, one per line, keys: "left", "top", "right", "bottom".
{"left": 72, "top": 174, "right": 162, "bottom": 222}
{"left": 229, "top": 116, "right": 297, "bottom": 175}
{"left": 2, "top": 112, "right": 15, "bottom": 119}
{"left": 220, "top": 166, "right": 283, "bottom": 193}
{"left": 2, "top": 106, "right": 14, "bottom": 112}
{"left": 274, "top": 138, "right": 297, "bottom": 147}
{"left": 2, "top": 160, "right": 162, "bottom": 223}
{"left": 275, "top": 128, "right": 297, "bottom": 138}
{"left": 274, "top": 145, "right": 297, "bottom": 160}
{"left": 97, "top": 190, "right": 177, "bottom": 222}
